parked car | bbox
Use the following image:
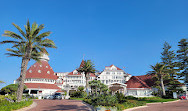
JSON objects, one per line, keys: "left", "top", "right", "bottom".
{"left": 178, "top": 94, "right": 186, "bottom": 100}
{"left": 54, "top": 93, "right": 62, "bottom": 100}
{"left": 44, "top": 95, "right": 55, "bottom": 99}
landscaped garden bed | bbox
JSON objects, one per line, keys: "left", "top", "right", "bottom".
{"left": 0, "top": 95, "right": 33, "bottom": 111}
{"left": 82, "top": 95, "right": 178, "bottom": 111}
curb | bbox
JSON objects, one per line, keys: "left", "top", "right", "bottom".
{"left": 82, "top": 101, "right": 95, "bottom": 111}
{"left": 123, "top": 99, "right": 180, "bottom": 111}
{"left": 15, "top": 101, "right": 37, "bottom": 111}
{"left": 124, "top": 105, "right": 148, "bottom": 111}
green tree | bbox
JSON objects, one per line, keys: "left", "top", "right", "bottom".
{"left": 89, "top": 80, "right": 109, "bottom": 96}
{"left": 78, "top": 86, "right": 84, "bottom": 92}
{"left": 1, "top": 84, "right": 26, "bottom": 94}
{"left": 177, "top": 38, "right": 188, "bottom": 83}
{"left": 89, "top": 80, "right": 100, "bottom": 96}
{"left": 77, "top": 60, "right": 96, "bottom": 95}
{"left": 0, "top": 20, "right": 56, "bottom": 102}
{"left": 149, "top": 63, "right": 169, "bottom": 96}
{"left": 161, "top": 42, "right": 181, "bottom": 93}
{"left": 161, "top": 42, "right": 177, "bottom": 77}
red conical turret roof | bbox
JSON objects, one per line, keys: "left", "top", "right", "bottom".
{"left": 25, "top": 60, "right": 58, "bottom": 80}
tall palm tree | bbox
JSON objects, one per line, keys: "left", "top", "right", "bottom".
{"left": 148, "top": 63, "right": 169, "bottom": 96}
{"left": 77, "top": 60, "right": 96, "bottom": 95}
{"left": 0, "top": 20, "right": 56, "bottom": 102}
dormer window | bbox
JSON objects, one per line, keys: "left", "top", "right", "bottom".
{"left": 40, "top": 65, "right": 42, "bottom": 67}
{"left": 46, "top": 66, "right": 48, "bottom": 68}
{"left": 111, "top": 66, "right": 117, "bottom": 70}
{"left": 73, "top": 70, "right": 78, "bottom": 74}
{"left": 38, "top": 70, "right": 41, "bottom": 73}
{"left": 47, "top": 71, "right": 50, "bottom": 74}
{"left": 29, "top": 70, "right": 32, "bottom": 73}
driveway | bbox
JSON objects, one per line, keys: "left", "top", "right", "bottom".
{"left": 131, "top": 100, "right": 188, "bottom": 111}
{"left": 29, "top": 99, "right": 90, "bottom": 111}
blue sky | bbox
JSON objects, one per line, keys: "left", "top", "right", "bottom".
{"left": 0, "top": 0, "right": 187, "bottom": 88}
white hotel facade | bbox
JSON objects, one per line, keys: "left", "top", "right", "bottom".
{"left": 14, "top": 54, "right": 154, "bottom": 97}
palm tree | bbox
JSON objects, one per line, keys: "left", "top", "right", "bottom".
{"left": 89, "top": 80, "right": 100, "bottom": 96}
{"left": 77, "top": 60, "right": 96, "bottom": 95}
{"left": 148, "top": 63, "right": 169, "bottom": 96}
{"left": 0, "top": 20, "right": 56, "bottom": 102}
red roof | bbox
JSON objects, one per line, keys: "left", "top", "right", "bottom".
{"left": 79, "top": 60, "right": 85, "bottom": 68}
{"left": 89, "top": 73, "right": 96, "bottom": 77}
{"left": 67, "top": 71, "right": 82, "bottom": 76}
{"left": 25, "top": 83, "right": 60, "bottom": 89}
{"left": 25, "top": 60, "right": 58, "bottom": 80}
{"left": 136, "top": 75, "right": 154, "bottom": 87}
{"left": 106, "top": 64, "right": 122, "bottom": 70}
{"left": 126, "top": 75, "right": 151, "bottom": 89}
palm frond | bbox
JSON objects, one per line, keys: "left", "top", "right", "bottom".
{"left": 12, "top": 23, "right": 26, "bottom": 38}
{"left": 0, "top": 40, "right": 21, "bottom": 44}
{"left": 2, "top": 31, "right": 23, "bottom": 40}
{"left": 32, "top": 24, "right": 44, "bottom": 38}
{"left": 31, "top": 22, "right": 38, "bottom": 35}
{"left": 39, "top": 39, "right": 56, "bottom": 48}
{"left": 5, "top": 53, "right": 23, "bottom": 57}
{"left": 35, "top": 31, "right": 51, "bottom": 40}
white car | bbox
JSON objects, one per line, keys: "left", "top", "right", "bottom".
{"left": 44, "top": 95, "right": 54, "bottom": 99}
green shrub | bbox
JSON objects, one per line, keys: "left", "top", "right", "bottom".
{"left": 70, "top": 91, "right": 87, "bottom": 98}
{"left": 115, "top": 104, "right": 125, "bottom": 111}
{"left": 84, "top": 94, "right": 118, "bottom": 106}
{"left": 123, "top": 100, "right": 146, "bottom": 109}
{"left": 125, "top": 96, "right": 138, "bottom": 100}
{"left": 115, "top": 93, "right": 127, "bottom": 103}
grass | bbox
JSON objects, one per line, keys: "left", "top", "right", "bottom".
{"left": 137, "top": 97, "right": 178, "bottom": 103}
{"left": 70, "top": 97, "right": 84, "bottom": 101}
{"left": 0, "top": 95, "right": 33, "bottom": 111}
{"left": 143, "top": 99, "right": 178, "bottom": 103}
{"left": 0, "top": 99, "right": 33, "bottom": 111}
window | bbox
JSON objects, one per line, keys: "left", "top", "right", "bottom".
{"left": 29, "top": 70, "right": 32, "bottom": 73}
{"left": 46, "top": 66, "right": 48, "bottom": 68}
{"left": 40, "top": 65, "right": 42, "bottom": 67}
{"left": 38, "top": 70, "right": 41, "bottom": 73}
{"left": 106, "top": 72, "right": 110, "bottom": 74}
{"left": 47, "top": 71, "right": 50, "bottom": 74}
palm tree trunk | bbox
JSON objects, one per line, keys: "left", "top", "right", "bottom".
{"left": 161, "top": 77, "right": 166, "bottom": 96}
{"left": 91, "top": 86, "right": 94, "bottom": 95}
{"left": 95, "top": 86, "right": 97, "bottom": 96}
{"left": 17, "top": 58, "right": 29, "bottom": 102}
{"left": 17, "top": 47, "right": 32, "bottom": 102}
{"left": 85, "top": 73, "right": 89, "bottom": 95}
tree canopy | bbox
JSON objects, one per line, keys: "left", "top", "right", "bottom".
{"left": 1, "top": 84, "right": 27, "bottom": 94}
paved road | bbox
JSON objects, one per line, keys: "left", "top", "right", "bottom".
{"left": 29, "top": 99, "right": 90, "bottom": 111}
{"left": 131, "top": 100, "right": 188, "bottom": 111}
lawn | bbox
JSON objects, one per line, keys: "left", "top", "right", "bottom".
{"left": 70, "top": 97, "right": 84, "bottom": 101}
{"left": 142, "top": 98, "right": 178, "bottom": 103}
{"left": 0, "top": 95, "right": 33, "bottom": 111}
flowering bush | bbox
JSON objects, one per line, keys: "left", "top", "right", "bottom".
{"left": 0, "top": 95, "right": 33, "bottom": 111}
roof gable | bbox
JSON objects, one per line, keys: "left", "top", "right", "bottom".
{"left": 126, "top": 76, "right": 151, "bottom": 89}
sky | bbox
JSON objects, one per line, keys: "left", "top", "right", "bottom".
{"left": 0, "top": 0, "right": 188, "bottom": 89}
